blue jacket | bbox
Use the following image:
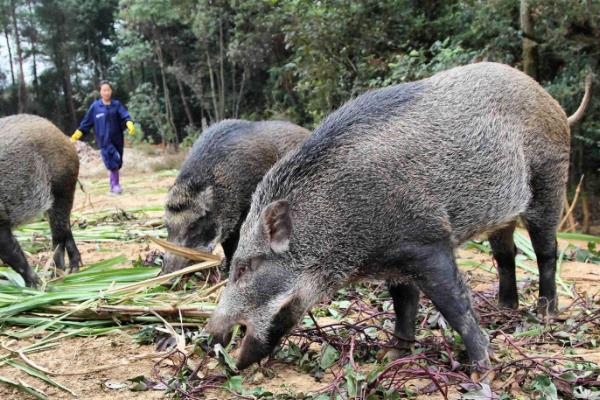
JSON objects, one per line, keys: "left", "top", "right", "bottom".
{"left": 78, "top": 99, "right": 132, "bottom": 170}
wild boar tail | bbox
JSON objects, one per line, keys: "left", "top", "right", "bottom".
{"left": 567, "top": 73, "right": 593, "bottom": 127}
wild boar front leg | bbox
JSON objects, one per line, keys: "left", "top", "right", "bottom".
{"left": 0, "top": 223, "right": 39, "bottom": 287}
{"left": 415, "top": 243, "right": 490, "bottom": 370}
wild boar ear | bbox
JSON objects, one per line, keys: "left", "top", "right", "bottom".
{"left": 262, "top": 199, "right": 292, "bottom": 253}
{"left": 195, "top": 186, "right": 214, "bottom": 214}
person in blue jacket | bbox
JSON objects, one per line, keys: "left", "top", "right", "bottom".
{"left": 71, "top": 80, "right": 135, "bottom": 194}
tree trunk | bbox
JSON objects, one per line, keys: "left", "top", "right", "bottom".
{"left": 218, "top": 19, "right": 225, "bottom": 119}
{"left": 151, "top": 82, "right": 166, "bottom": 149}
{"left": 176, "top": 76, "right": 195, "bottom": 127}
{"left": 62, "top": 56, "right": 77, "bottom": 130}
{"left": 586, "top": 0, "right": 594, "bottom": 28}
{"left": 129, "top": 66, "right": 135, "bottom": 89}
{"left": 206, "top": 51, "right": 220, "bottom": 122}
{"left": 3, "top": 28, "right": 15, "bottom": 86}
{"left": 235, "top": 69, "right": 247, "bottom": 118}
{"left": 27, "top": 0, "right": 38, "bottom": 96}
{"left": 94, "top": 47, "right": 102, "bottom": 82}
{"left": 57, "top": 23, "right": 77, "bottom": 130}
{"left": 10, "top": 0, "right": 27, "bottom": 112}
{"left": 31, "top": 41, "right": 38, "bottom": 95}
{"left": 231, "top": 61, "right": 236, "bottom": 116}
{"left": 520, "top": 0, "right": 537, "bottom": 79}
{"left": 154, "top": 38, "right": 178, "bottom": 148}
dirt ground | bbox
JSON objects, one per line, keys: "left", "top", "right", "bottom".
{"left": 0, "top": 146, "right": 598, "bottom": 399}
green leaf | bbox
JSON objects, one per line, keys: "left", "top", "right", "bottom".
{"left": 559, "top": 371, "right": 579, "bottom": 383}
{"left": 344, "top": 363, "right": 365, "bottom": 398}
{"left": 214, "top": 344, "right": 238, "bottom": 373}
{"left": 319, "top": 343, "right": 339, "bottom": 370}
{"left": 532, "top": 374, "right": 559, "bottom": 400}
{"left": 223, "top": 375, "right": 243, "bottom": 393}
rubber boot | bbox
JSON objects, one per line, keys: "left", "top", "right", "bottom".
{"left": 109, "top": 170, "right": 122, "bottom": 194}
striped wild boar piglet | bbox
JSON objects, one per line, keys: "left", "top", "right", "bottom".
{"left": 207, "top": 62, "right": 591, "bottom": 371}
{"left": 0, "top": 114, "right": 81, "bottom": 287}
{"left": 161, "top": 120, "right": 309, "bottom": 275}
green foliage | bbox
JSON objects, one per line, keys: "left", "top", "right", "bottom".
{"left": 318, "top": 343, "right": 339, "bottom": 370}
{"left": 530, "top": 374, "right": 559, "bottom": 400}
{"left": 0, "top": 0, "right": 598, "bottom": 195}
{"left": 127, "top": 82, "right": 175, "bottom": 143}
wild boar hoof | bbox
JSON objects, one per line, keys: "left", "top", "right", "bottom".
{"left": 497, "top": 297, "right": 518, "bottom": 310}
{"left": 25, "top": 275, "right": 40, "bottom": 289}
{"left": 376, "top": 338, "right": 413, "bottom": 362}
{"left": 469, "top": 357, "right": 494, "bottom": 384}
{"left": 537, "top": 297, "right": 558, "bottom": 317}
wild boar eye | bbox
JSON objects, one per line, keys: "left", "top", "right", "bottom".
{"left": 187, "top": 216, "right": 204, "bottom": 232}
{"left": 232, "top": 260, "right": 249, "bottom": 283}
{"left": 232, "top": 257, "right": 263, "bottom": 284}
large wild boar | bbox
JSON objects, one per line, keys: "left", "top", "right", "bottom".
{"left": 207, "top": 62, "right": 592, "bottom": 370}
{"left": 0, "top": 114, "right": 81, "bottom": 286}
{"left": 161, "top": 119, "right": 309, "bottom": 274}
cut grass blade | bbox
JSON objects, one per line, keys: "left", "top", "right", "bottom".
{"left": 146, "top": 236, "right": 222, "bottom": 262}
{"left": 0, "top": 374, "right": 47, "bottom": 400}
{"left": 0, "top": 268, "right": 26, "bottom": 288}
{"left": 458, "top": 260, "right": 495, "bottom": 274}
{"left": 556, "top": 232, "right": 600, "bottom": 243}
{"left": 0, "top": 292, "right": 100, "bottom": 318}
{"left": 4, "top": 359, "right": 76, "bottom": 397}
{"left": 104, "top": 260, "right": 220, "bottom": 295}
{"left": 514, "top": 231, "right": 537, "bottom": 261}
{"left": 0, "top": 255, "right": 220, "bottom": 337}
{"left": 464, "top": 233, "right": 574, "bottom": 297}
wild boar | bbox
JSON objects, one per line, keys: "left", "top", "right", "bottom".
{"left": 0, "top": 114, "right": 81, "bottom": 286}
{"left": 207, "top": 62, "right": 591, "bottom": 370}
{"left": 162, "top": 119, "right": 309, "bottom": 274}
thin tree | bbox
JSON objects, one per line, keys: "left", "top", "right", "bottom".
{"left": 153, "top": 35, "right": 177, "bottom": 148}
{"left": 25, "top": 0, "right": 39, "bottom": 96}
{"left": 520, "top": 0, "right": 537, "bottom": 79}
{"left": 3, "top": 26, "right": 15, "bottom": 87}
{"left": 10, "top": 0, "right": 27, "bottom": 112}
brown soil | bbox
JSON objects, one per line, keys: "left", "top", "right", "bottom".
{"left": 0, "top": 147, "right": 598, "bottom": 399}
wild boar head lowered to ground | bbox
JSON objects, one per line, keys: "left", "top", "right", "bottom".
{"left": 161, "top": 119, "right": 309, "bottom": 275}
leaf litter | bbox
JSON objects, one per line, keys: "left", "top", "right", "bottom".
{"left": 0, "top": 172, "right": 598, "bottom": 399}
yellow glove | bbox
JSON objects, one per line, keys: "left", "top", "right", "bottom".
{"left": 126, "top": 121, "right": 135, "bottom": 136}
{"left": 71, "top": 129, "right": 83, "bottom": 142}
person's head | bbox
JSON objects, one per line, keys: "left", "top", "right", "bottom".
{"left": 99, "top": 80, "right": 113, "bottom": 102}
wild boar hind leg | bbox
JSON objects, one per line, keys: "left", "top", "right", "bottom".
{"left": 377, "top": 281, "right": 420, "bottom": 361}
{"left": 488, "top": 221, "right": 518, "bottom": 309}
{"left": 522, "top": 167, "right": 566, "bottom": 316}
{"left": 48, "top": 192, "right": 81, "bottom": 274}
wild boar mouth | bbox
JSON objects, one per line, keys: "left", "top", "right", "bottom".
{"left": 236, "top": 325, "right": 275, "bottom": 370}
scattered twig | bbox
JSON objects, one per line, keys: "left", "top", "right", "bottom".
{"left": 559, "top": 175, "right": 584, "bottom": 232}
